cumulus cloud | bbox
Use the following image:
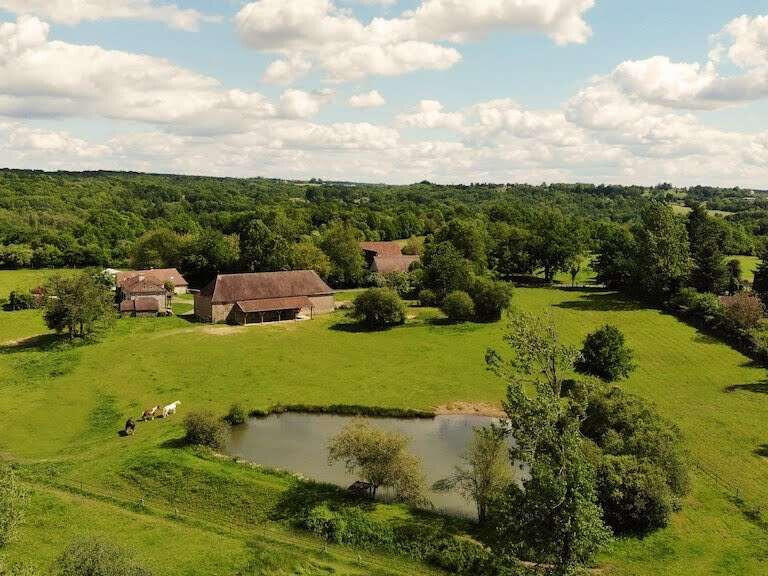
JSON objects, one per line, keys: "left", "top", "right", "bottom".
{"left": 0, "top": 0, "right": 217, "bottom": 31}
{"left": 236, "top": 0, "right": 594, "bottom": 83}
{"left": 348, "top": 90, "right": 386, "bottom": 108}
{"left": 278, "top": 89, "right": 333, "bottom": 119}
{"left": 598, "top": 14, "right": 768, "bottom": 110}
{"left": 0, "top": 16, "right": 285, "bottom": 133}
{"left": 397, "top": 99, "right": 464, "bottom": 129}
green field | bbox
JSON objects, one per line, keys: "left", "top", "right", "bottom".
{"left": 727, "top": 255, "right": 760, "bottom": 283}
{"left": 1, "top": 269, "right": 768, "bottom": 575}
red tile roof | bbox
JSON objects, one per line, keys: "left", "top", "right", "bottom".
{"left": 360, "top": 242, "right": 403, "bottom": 256}
{"left": 120, "top": 297, "right": 160, "bottom": 313}
{"left": 372, "top": 255, "right": 420, "bottom": 274}
{"left": 235, "top": 296, "right": 313, "bottom": 313}
{"left": 120, "top": 275, "right": 166, "bottom": 295}
{"left": 117, "top": 268, "right": 188, "bottom": 288}
{"left": 200, "top": 270, "right": 333, "bottom": 304}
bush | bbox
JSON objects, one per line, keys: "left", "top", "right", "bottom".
{"left": 575, "top": 325, "right": 634, "bottom": 382}
{"left": 597, "top": 455, "right": 674, "bottom": 534}
{"left": 468, "top": 277, "right": 512, "bottom": 322}
{"left": 441, "top": 291, "right": 475, "bottom": 322}
{"left": 352, "top": 288, "right": 406, "bottom": 329}
{"left": 671, "top": 288, "right": 723, "bottom": 319}
{"left": 2, "top": 291, "right": 36, "bottom": 311}
{"left": 183, "top": 411, "right": 229, "bottom": 450}
{"left": 53, "top": 537, "right": 152, "bottom": 576}
{"left": 722, "top": 292, "right": 764, "bottom": 330}
{"left": 224, "top": 403, "right": 247, "bottom": 426}
{"left": 418, "top": 289, "right": 438, "bottom": 307}
{"left": 583, "top": 387, "right": 689, "bottom": 534}
{"left": 0, "top": 465, "right": 26, "bottom": 548}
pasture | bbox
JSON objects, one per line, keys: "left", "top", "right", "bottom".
{"left": 1, "top": 269, "right": 767, "bottom": 575}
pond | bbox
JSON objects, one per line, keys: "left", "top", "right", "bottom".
{"left": 227, "top": 412, "right": 506, "bottom": 517}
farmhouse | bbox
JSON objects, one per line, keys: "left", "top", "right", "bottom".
{"left": 194, "top": 270, "right": 334, "bottom": 324}
{"left": 117, "top": 275, "right": 168, "bottom": 315}
{"left": 116, "top": 268, "right": 188, "bottom": 294}
{"left": 360, "top": 241, "right": 420, "bottom": 274}
{"left": 119, "top": 297, "right": 160, "bottom": 317}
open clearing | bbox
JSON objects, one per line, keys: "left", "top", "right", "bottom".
{"left": 1, "top": 269, "right": 767, "bottom": 575}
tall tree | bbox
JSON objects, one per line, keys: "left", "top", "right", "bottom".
{"left": 487, "top": 313, "right": 611, "bottom": 574}
{"left": 239, "top": 219, "right": 292, "bottom": 273}
{"left": 633, "top": 203, "right": 690, "bottom": 301}
{"left": 434, "top": 424, "right": 512, "bottom": 523}
{"left": 687, "top": 204, "right": 726, "bottom": 294}
{"left": 436, "top": 219, "right": 489, "bottom": 271}
{"left": 421, "top": 240, "right": 472, "bottom": 299}
{"left": 530, "top": 209, "right": 584, "bottom": 283}
{"left": 44, "top": 271, "right": 115, "bottom": 340}
{"left": 593, "top": 223, "right": 637, "bottom": 290}
{"left": 320, "top": 222, "right": 364, "bottom": 287}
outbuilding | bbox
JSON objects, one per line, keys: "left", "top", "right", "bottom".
{"left": 194, "top": 270, "right": 334, "bottom": 324}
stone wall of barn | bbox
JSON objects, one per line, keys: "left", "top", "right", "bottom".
{"left": 308, "top": 295, "right": 335, "bottom": 314}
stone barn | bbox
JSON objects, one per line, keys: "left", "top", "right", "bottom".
{"left": 117, "top": 275, "right": 168, "bottom": 315}
{"left": 194, "top": 270, "right": 334, "bottom": 324}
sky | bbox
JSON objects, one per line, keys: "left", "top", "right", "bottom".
{"left": 0, "top": 0, "right": 767, "bottom": 187}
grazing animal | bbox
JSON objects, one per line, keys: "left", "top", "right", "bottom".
{"left": 162, "top": 400, "right": 181, "bottom": 418}
{"left": 124, "top": 418, "right": 136, "bottom": 436}
{"left": 141, "top": 406, "right": 159, "bottom": 421}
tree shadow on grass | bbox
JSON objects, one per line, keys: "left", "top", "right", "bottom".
{"left": 724, "top": 381, "right": 768, "bottom": 394}
{"left": 553, "top": 292, "right": 644, "bottom": 312}
{"left": 328, "top": 321, "right": 399, "bottom": 333}
{"left": 0, "top": 333, "right": 63, "bottom": 354}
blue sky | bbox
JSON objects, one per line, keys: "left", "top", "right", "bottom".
{"left": 0, "top": 1, "right": 766, "bottom": 186}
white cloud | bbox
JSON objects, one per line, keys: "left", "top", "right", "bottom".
{"left": 397, "top": 99, "right": 464, "bottom": 129}
{"left": 0, "top": 16, "right": 279, "bottom": 133}
{"left": 278, "top": 89, "right": 333, "bottom": 119}
{"left": 601, "top": 14, "right": 768, "bottom": 110}
{"left": 236, "top": 0, "right": 594, "bottom": 83}
{"left": 348, "top": 90, "right": 386, "bottom": 108}
{"left": 0, "top": 0, "right": 216, "bottom": 31}
{"left": 262, "top": 54, "right": 312, "bottom": 85}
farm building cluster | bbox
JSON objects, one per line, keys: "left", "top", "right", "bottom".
{"left": 114, "top": 241, "right": 419, "bottom": 324}
{"left": 115, "top": 268, "right": 188, "bottom": 317}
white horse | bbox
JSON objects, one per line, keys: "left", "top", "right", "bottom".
{"left": 162, "top": 400, "right": 181, "bottom": 418}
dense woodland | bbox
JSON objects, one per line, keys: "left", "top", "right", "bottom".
{"left": 0, "top": 170, "right": 763, "bottom": 292}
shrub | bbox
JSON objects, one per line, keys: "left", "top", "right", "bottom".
{"left": 722, "top": 292, "right": 764, "bottom": 330}
{"left": 441, "top": 291, "right": 475, "bottom": 322}
{"left": 224, "top": 403, "right": 247, "bottom": 426}
{"left": 597, "top": 455, "right": 674, "bottom": 534}
{"left": 468, "top": 277, "right": 512, "bottom": 322}
{"left": 0, "top": 465, "right": 26, "bottom": 548}
{"left": 418, "top": 289, "right": 438, "bottom": 307}
{"left": 2, "top": 291, "right": 36, "bottom": 311}
{"left": 53, "top": 537, "right": 152, "bottom": 576}
{"left": 672, "top": 287, "right": 724, "bottom": 319}
{"left": 352, "top": 288, "right": 406, "bottom": 329}
{"left": 583, "top": 386, "right": 689, "bottom": 534}
{"left": 183, "top": 411, "right": 229, "bottom": 450}
{"left": 575, "top": 325, "right": 634, "bottom": 382}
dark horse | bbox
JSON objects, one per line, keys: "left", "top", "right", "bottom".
{"left": 124, "top": 418, "right": 136, "bottom": 436}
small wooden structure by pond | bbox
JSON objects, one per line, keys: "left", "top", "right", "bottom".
{"left": 233, "top": 296, "right": 314, "bottom": 324}
{"left": 348, "top": 480, "right": 374, "bottom": 496}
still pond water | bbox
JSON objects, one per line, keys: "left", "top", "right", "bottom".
{"left": 227, "top": 413, "right": 500, "bottom": 517}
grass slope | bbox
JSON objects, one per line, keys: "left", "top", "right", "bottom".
{"left": 1, "top": 277, "right": 768, "bottom": 574}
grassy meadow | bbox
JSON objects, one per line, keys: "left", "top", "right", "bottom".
{"left": 1, "top": 269, "right": 768, "bottom": 574}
